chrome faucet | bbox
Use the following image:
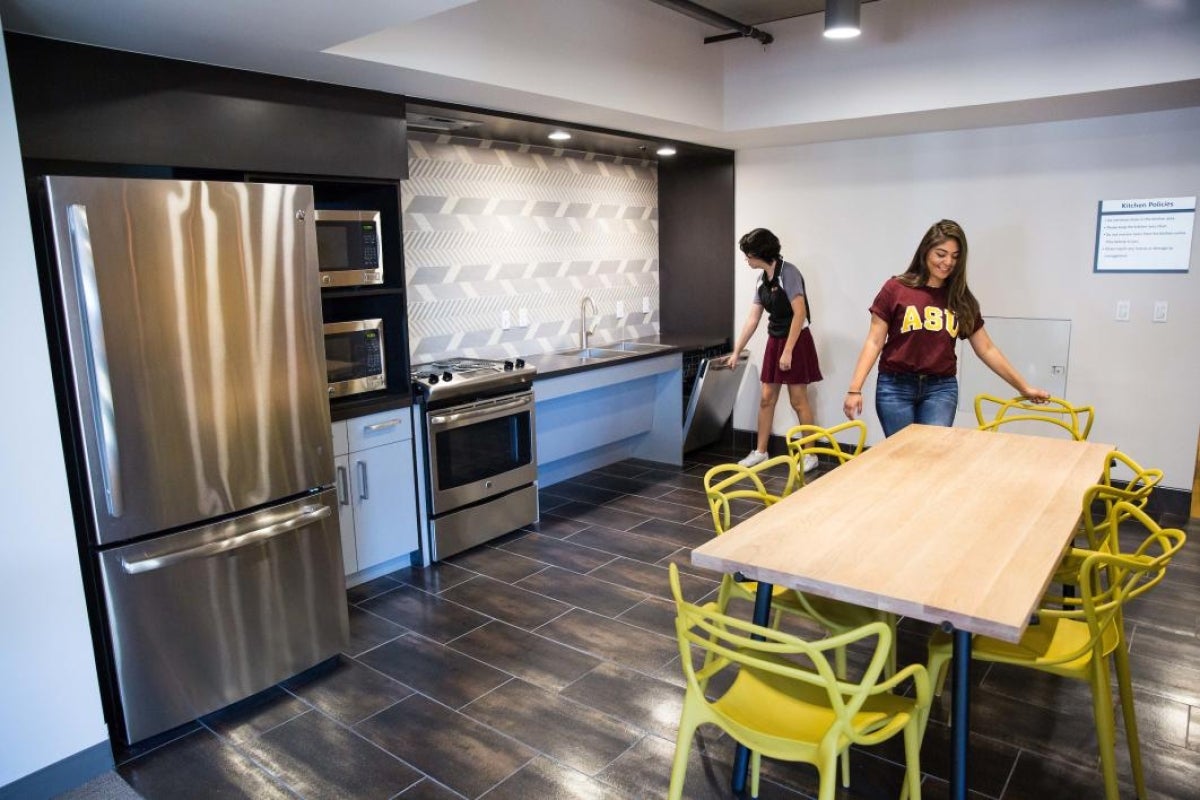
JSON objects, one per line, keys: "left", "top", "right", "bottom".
{"left": 580, "top": 296, "right": 598, "bottom": 350}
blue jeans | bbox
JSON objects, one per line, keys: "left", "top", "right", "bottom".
{"left": 875, "top": 372, "right": 959, "bottom": 437}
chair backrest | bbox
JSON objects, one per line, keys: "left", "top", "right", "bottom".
{"left": 1044, "top": 503, "right": 1186, "bottom": 658}
{"left": 668, "top": 563, "right": 893, "bottom": 738}
{"left": 974, "top": 393, "right": 1095, "bottom": 441}
{"left": 785, "top": 420, "right": 867, "bottom": 468}
{"left": 1080, "top": 451, "right": 1164, "bottom": 551}
{"left": 703, "top": 454, "right": 800, "bottom": 535}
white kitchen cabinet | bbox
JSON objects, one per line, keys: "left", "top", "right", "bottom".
{"left": 331, "top": 408, "right": 420, "bottom": 582}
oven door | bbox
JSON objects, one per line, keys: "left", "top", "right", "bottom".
{"left": 426, "top": 391, "right": 537, "bottom": 514}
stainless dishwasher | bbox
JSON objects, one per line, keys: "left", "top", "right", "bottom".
{"left": 682, "top": 350, "right": 749, "bottom": 452}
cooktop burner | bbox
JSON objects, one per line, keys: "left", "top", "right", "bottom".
{"left": 411, "top": 356, "right": 535, "bottom": 407}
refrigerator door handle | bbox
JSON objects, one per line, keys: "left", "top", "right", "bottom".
{"left": 120, "top": 504, "right": 332, "bottom": 574}
{"left": 68, "top": 203, "right": 123, "bottom": 518}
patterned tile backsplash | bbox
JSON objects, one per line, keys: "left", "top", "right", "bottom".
{"left": 403, "top": 132, "right": 659, "bottom": 363}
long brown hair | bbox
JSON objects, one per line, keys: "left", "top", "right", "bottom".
{"left": 896, "top": 219, "right": 980, "bottom": 336}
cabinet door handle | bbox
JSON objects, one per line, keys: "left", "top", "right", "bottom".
{"left": 336, "top": 465, "right": 350, "bottom": 506}
{"left": 364, "top": 418, "right": 402, "bottom": 433}
{"left": 357, "top": 460, "right": 369, "bottom": 500}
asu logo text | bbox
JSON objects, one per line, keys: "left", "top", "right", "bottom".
{"left": 899, "top": 305, "right": 959, "bottom": 337}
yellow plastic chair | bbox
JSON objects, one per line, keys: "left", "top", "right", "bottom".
{"left": 926, "top": 503, "right": 1186, "bottom": 800}
{"left": 1048, "top": 451, "right": 1163, "bottom": 592}
{"left": 974, "top": 393, "right": 1095, "bottom": 440}
{"left": 703, "top": 453, "right": 895, "bottom": 679}
{"left": 785, "top": 419, "right": 868, "bottom": 481}
{"left": 667, "top": 563, "right": 930, "bottom": 800}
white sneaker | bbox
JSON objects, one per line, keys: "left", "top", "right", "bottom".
{"left": 737, "top": 450, "right": 769, "bottom": 468}
{"left": 802, "top": 453, "right": 819, "bottom": 473}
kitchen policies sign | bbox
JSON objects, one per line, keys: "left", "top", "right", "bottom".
{"left": 1094, "top": 196, "right": 1195, "bottom": 273}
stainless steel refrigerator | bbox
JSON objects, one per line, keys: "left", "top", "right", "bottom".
{"left": 40, "top": 176, "right": 348, "bottom": 744}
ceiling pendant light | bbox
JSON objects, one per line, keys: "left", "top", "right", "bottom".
{"left": 824, "top": 0, "right": 861, "bottom": 39}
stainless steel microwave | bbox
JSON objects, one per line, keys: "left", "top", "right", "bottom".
{"left": 323, "top": 319, "right": 386, "bottom": 398}
{"left": 314, "top": 209, "right": 383, "bottom": 287}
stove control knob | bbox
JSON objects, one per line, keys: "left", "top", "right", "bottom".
{"left": 503, "top": 360, "right": 514, "bottom": 370}
{"left": 514, "top": 358, "right": 526, "bottom": 369}
{"left": 427, "top": 374, "right": 439, "bottom": 384}
{"left": 442, "top": 371, "right": 453, "bottom": 382}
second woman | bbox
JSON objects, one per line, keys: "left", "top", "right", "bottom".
{"left": 724, "top": 228, "right": 822, "bottom": 471}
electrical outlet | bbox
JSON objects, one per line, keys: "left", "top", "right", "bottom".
{"left": 615, "top": 301, "right": 625, "bottom": 317}
{"left": 1153, "top": 301, "right": 1168, "bottom": 323}
{"left": 1115, "top": 300, "right": 1130, "bottom": 322}
{"left": 500, "top": 310, "right": 512, "bottom": 330}
{"left": 641, "top": 297, "right": 651, "bottom": 314}
{"left": 517, "top": 307, "right": 529, "bottom": 327}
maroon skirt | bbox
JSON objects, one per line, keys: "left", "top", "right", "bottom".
{"left": 761, "top": 327, "right": 822, "bottom": 385}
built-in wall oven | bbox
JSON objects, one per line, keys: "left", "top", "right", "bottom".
{"left": 412, "top": 357, "right": 538, "bottom": 560}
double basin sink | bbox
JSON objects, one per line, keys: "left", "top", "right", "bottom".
{"left": 548, "top": 340, "right": 673, "bottom": 365}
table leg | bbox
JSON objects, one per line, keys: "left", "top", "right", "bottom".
{"left": 950, "top": 628, "right": 972, "bottom": 800}
{"left": 731, "top": 580, "right": 774, "bottom": 797}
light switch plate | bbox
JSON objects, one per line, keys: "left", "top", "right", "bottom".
{"left": 1115, "top": 300, "right": 1130, "bottom": 321}
{"left": 501, "top": 310, "right": 512, "bottom": 330}
{"left": 642, "top": 297, "right": 651, "bottom": 314}
{"left": 517, "top": 308, "right": 529, "bottom": 327}
{"left": 1153, "top": 301, "right": 1168, "bottom": 323}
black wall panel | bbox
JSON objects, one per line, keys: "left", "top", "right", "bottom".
{"left": 658, "top": 149, "right": 735, "bottom": 339}
{"left": 5, "top": 34, "right": 407, "bottom": 180}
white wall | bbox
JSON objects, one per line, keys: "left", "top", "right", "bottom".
{"left": 732, "top": 106, "right": 1200, "bottom": 489}
{"left": 0, "top": 27, "right": 109, "bottom": 789}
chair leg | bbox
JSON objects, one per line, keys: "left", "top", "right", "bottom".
{"left": 1113, "top": 642, "right": 1146, "bottom": 798}
{"left": 900, "top": 718, "right": 922, "bottom": 800}
{"left": 750, "top": 750, "right": 762, "bottom": 799}
{"left": 1089, "top": 657, "right": 1122, "bottom": 800}
{"left": 667, "top": 708, "right": 698, "bottom": 800}
{"left": 817, "top": 747, "right": 839, "bottom": 800}
{"left": 840, "top": 748, "right": 850, "bottom": 788}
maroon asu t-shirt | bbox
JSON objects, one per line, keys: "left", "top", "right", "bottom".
{"left": 868, "top": 277, "right": 982, "bottom": 377}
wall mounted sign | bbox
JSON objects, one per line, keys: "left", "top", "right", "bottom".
{"left": 1094, "top": 196, "right": 1195, "bottom": 273}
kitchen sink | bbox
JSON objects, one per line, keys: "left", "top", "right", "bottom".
{"left": 555, "top": 347, "right": 626, "bottom": 361}
{"left": 607, "top": 341, "right": 672, "bottom": 353}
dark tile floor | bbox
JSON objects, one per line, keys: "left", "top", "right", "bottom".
{"left": 110, "top": 442, "right": 1200, "bottom": 799}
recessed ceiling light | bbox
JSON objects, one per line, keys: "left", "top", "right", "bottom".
{"left": 548, "top": 130, "right": 571, "bottom": 141}
{"left": 656, "top": 146, "right": 677, "bottom": 156}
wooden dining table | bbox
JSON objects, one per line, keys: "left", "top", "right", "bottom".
{"left": 690, "top": 423, "right": 1113, "bottom": 800}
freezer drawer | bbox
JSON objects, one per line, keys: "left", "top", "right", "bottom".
{"left": 98, "top": 490, "right": 348, "bottom": 743}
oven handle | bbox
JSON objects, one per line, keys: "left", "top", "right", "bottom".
{"left": 429, "top": 393, "right": 534, "bottom": 428}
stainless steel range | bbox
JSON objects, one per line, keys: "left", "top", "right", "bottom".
{"left": 412, "top": 357, "right": 539, "bottom": 560}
